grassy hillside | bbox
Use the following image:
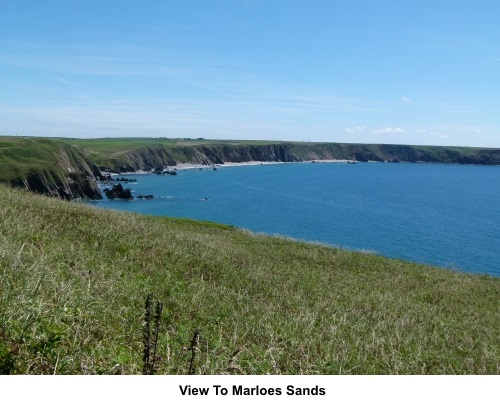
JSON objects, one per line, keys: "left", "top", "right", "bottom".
{"left": 1, "top": 184, "right": 499, "bottom": 374}
{"left": 0, "top": 137, "right": 72, "bottom": 181}
{"left": 0, "top": 136, "right": 102, "bottom": 199}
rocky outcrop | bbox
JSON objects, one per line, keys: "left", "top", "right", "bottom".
{"left": 137, "top": 194, "right": 154, "bottom": 200}
{"left": 103, "top": 184, "right": 133, "bottom": 200}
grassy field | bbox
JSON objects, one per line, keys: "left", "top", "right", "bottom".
{"left": 61, "top": 137, "right": 281, "bottom": 155}
{"left": 1, "top": 184, "right": 499, "bottom": 375}
{"left": 63, "top": 137, "right": 284, "bottom": 149}
{"left": 60, "top": 137, "right": 495, "bottom": 153}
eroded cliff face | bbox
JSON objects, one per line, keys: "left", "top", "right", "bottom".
{"left": 100, "top": 143, "right": 302, "bottom": 172}
{"left": 11, "top": 171, "right": 101, "bottom": 200}
{"left": 191, "top": 143, "right": 301, "bottom": 164}
{"left": 9, "top": 144, "right": 103, "bottom": 200}
{"left": 288, "top": 143, "right": 500, "bottom": 165}
{"left": 104, "top": 147, "right": 178, "bottom": 172}
{"left": 108, "top": 142, "right": 500, "bottom": 172}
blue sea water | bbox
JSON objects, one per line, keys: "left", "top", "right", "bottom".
{"left": 89, "top": 162, "right": 500, "bottom": 276}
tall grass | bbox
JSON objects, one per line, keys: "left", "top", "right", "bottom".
{"left": 1, "top": 185, "right": 499, "bottom": 374}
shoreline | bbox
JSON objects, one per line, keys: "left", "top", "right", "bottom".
{"left": 174, "top": 159, "right": 358, "bottom": 170}
{"left": 106, "top": 159, "right": 358, "bottom": 175}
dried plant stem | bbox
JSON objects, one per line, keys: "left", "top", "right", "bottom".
{"left": 142, "top": 293, "right": 153, "bottom": 375}
{"left": 151, "top": 301, "right": 163, "bottom": 374}
{"left": 188, "top": 330, "right": 200, "bottom": 375}
{"left": 142, "top": 294, "right": 164, "bottom": 375}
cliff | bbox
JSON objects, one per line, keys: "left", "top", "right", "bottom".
{"left": 0, "top": 137, "right": 103, "bottom": 200}
{"left": 90, "top": 141, "right": 500, "bottom": 172}
{"left": 95, "top": 142, "right": 301, "bottom": 172}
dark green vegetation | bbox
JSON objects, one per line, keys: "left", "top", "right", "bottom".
{"left": 1, "top": 135, "right": 499, "bottom": 200}
{"left": 1, "top": 184, "right": 499, "bottom": 374}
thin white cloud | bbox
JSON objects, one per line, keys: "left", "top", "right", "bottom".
{"left": 400, "top": 96, "right": 411, "bottom": 104}
{"left": 50, "top": 74, "right": 86, "bottom": 89}
{"left": 416, "top": 129, "right": 446, "bottom": 139}
{"left": 371, "top": 127, "right": 406, "bottom": 134}
{"left": 186, "top": 80, "right": 245, "bottom": 102}
{"left": 345, "top": 126, "right": 366, "bottom": 133}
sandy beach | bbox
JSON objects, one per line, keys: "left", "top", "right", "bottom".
{"left": 105, "top": 159, "right": 357, "bottom": 175}
{"left": 172, "top": 161, "right": 285, "bottom": 170}
{"left": 171, "top": 159, "right": 356, "bottom": 170}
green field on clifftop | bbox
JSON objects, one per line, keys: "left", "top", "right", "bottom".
{"left": 1, "top": 184, "right": 499, "bottom": 374}
{"left": 0, "top": 137, "right": 72, "bottom": 181}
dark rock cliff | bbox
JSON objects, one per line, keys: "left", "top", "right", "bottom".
{"left": 106, "top": 143, "right": 302, "bottom": 172}
{"left": 121, "top": 147, "right": 177, "bottom": 172}
{"left": 193, "top": 143, "right": 301, "bottom": 164}
{"left": 97, "top": 142, "right": 500, "bottom": 173}
{"left": 11, "top": 170, "right": 102, "bottom": 200}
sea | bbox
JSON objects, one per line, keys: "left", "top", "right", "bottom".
{"left": 89, "top": 162, "right": 500, "bottom": 277}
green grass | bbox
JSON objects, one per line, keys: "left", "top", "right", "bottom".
{"left": 61, "top": 137, "right": 281, "bottom": 156}
{"left": 0, "top": 137, "right": 70, "bottom": 181}
{"left": 1, "top": 184, "right": 499, "bottom": 375}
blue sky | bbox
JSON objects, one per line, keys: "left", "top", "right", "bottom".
{"left": 1, "top": 0, "right": 499, "bottom": 146}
